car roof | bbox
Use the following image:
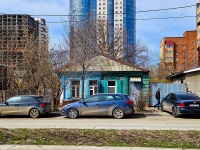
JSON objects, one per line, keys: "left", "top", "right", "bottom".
{"left": 93, "top": 93, "right": 127, "bottom": 96}
{"left": 14, "top": 95, "right": 42, "bottom": 97}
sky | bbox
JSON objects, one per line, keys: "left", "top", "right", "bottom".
{"left": 0, "top": 0, "right": 197, "bottom": 64}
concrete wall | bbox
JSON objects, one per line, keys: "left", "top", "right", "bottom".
{"left": 185, "top": 71, "right": 200, "bottom": 97}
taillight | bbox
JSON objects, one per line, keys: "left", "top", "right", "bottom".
{"left": 126, "top": 100, "right": 133, "bottom": 105}
{"left": 178, "top": 102, "right": 185, "bottom": 107}
{"left": 40, "top": 103, "right": 47, "bottom": 107}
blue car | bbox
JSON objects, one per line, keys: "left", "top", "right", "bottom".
{"left": 61, "top": 93, "right": 134, "bottom": 119}
{"left": 161, "top": 92, "right": 200, "bottom": 117}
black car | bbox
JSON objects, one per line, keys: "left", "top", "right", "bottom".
{"left": 0, "top": 95, "right": 52, "bottom": 118}
{"left": 161, "top": 92, "right": 200, "bottom": 117}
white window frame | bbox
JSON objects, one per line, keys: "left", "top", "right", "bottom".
{"left": 107, "top": 81, "right": 116, "bottom": 93}
{"left": 71, "top": 81, "right": 80, "bottom": 98}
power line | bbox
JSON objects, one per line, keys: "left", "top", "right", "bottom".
{"left": 0, "top": 4, "right": 195, "bottom": 17}
{"left": 46, "top": 16, "right": 196, "bottom": 23}
{"left": 147, "top": 0, "right": 197, "bottom": 44}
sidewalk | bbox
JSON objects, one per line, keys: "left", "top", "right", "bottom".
{"left": 0, "top": 145, "right": 199, "bottom": 150}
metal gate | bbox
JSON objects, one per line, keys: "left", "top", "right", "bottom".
{"left": 149, "top": 83, "right": 184, "bottom": 106}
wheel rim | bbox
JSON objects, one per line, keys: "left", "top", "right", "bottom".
{"left": 68, "top": 109, "right": 78, "bottom": 118}
{"left": 172, "top": 108, "right": 177, "bottom": 117}
{"left": 113, "top": 108, "right": 124, "bottom": 119}
{"left": 30, "top": 109, "right": 39, "bottom": 118}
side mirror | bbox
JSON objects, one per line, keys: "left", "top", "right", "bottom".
{"left": 79, "top": 100, "right": 86, "bottom": 104}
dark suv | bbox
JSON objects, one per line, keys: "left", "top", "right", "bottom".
{"left": 0, "top": 95, "right": 52, "bottom": 118}
{"left": 61, "top": 93, "right": 134, "bottom": 119}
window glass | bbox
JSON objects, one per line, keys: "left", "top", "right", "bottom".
{"left": 85, "top": 96, "right": 100, "bottom": 103}
{"left": 108, "top": 81, "right": 116, "bottom": 93}
{"left": 114, "top": 95, "right": 123, "bottom": 100}
{"left": 21, "top": 96, "right": 32, "bottom": 103}
{"left": 72, "top": 80, "right": 80, "bottom": 98}
{"left": 6, "top": 97, "right": 20, "bottom": 103}
{"left": 176, "top": 94, "right": 200, "bottom": 100}
{"left": 102, "top": 95, "right": 114, "bottom": 101}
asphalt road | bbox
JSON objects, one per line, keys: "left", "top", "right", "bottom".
{"left": 0, "top": 108, "right": 200, "bottom": 130}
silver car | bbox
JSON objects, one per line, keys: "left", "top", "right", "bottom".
{"left": 61, "top": 93, "right": 134, "bottom": 119}
{"left": 0, "top": 95, "right": 52, "bottom": 118}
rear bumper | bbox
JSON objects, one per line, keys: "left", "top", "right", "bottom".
{"left": 40, "top": 107, "right": 52, "bottom": 114}
{"left": 178, "top": 108, "right": 200, "bottom": 115}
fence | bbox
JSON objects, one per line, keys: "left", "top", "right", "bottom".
{"left": 149, "top": 83, "right": 184, "bottom": 107}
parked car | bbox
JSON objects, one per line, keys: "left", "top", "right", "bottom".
{"left": 0, "top": 95, "right": 52, "bottom": 118}
{"left": 161, "top": 92, "right": 200, "bottom": 117}
{"left": 61, "top": 93, "right": 134, "bottom": 119}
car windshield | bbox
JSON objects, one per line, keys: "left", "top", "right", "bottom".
{"left": 176, "top": 94, "right": 200, "bottom": 100}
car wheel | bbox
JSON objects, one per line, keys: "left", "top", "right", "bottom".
{"left": 68, "top": 108, "right": 78, "bottom": 119}
{"left": 113, "top": 108, "right": 124, "bottom": 119}
{"left": 172, "top": 107, "right": 178, "bottom": 118}
{"left": 161, "top": 104, "right": 165, "bottom": 112}
{"left": 29, "top": 108, "right": 40, "bottom": 118}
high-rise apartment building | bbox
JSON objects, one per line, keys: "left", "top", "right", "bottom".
{"left": 160, "top": 31, "right": 197, "bottom": 72}
{"left": 69, "top": 0, "right": 136, "bottom": 64}
{"left": 0, "top": 14, "right": 48, "bottom": 70}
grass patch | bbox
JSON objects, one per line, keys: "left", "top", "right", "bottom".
{"left": 0, "top": 128, "right": 199, "bottom": 148}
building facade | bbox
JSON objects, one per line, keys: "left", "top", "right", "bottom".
{"left": 196, "top": 0, "right": 200, "bottom": 66}
{"left": 0, "top": 14, "right": 48, "bottom": 70}
{"left": 160, "top": 31, "right": 198, "bottom": 72}
{"left": 69, "top": 0, "right": 136, "bottom": 63}
{"left": 59, "top": 54, "right": 149, "bottom": 106}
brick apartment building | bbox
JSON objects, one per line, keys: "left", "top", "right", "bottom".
{"left": 160, "top": 31, "right": 198, "bottom": 72}
{"left": 197, "top": 0, "right": 200, "bottom": 65}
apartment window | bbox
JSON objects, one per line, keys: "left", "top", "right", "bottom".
{"left": 176, "top": 58, "right": 178, "bottom": 61}
{"left": 72, "top": 81, "right": 80, "bottom": 98}
{"left": 165, "top": 51, "right": 172, "bottom": 54}
{"left": 108, "top": 81, "right": 116, "bottom": 93}
{"left": 182, "top": 51, "right": 186, "bottom": 55}
{"left": 182, "top": 45, "right": 185, "bottom": 49}
{"left": 192, "top": 60, "right": 195, "bottom": 62}
{"left": 182, "top": 63, "right": 185, "bottom": 67}
{"left": 182, "top": 57, "right": 186, "bottom": 62}
{"left": 176, "top": 52, "right": 178, "bottom": 55}
{"left": 192, "top": 48, "right": 195, "bottom": 51}
{"left": 176, "top": 45, "right": 178, "bottom": 49}
{"left": 192, "top": 42, "right": 195, "bottom": 45}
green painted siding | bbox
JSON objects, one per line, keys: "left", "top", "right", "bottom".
{"left": 101, "top": 80, "right": 107, "bottom": 93}
{"left": 117, "top": 80, "right": 122, "bottom": 93}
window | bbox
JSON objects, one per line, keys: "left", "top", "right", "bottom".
{"left": 176, "top": 58, "right": 178, "bottom": 61}
{"left": 192, "top": 42, "right": 195, "bottom": 45}
{"left": 102, "top": 95, "right": 114, "bottom": 101}
{"left": 182, "top": 45, "right": 185, "bottom": 49}
{"left": 85, "top": 95, "right": 100, "bottom": 103}
{"left": 21, "top": 96, "right": 32, "bottom": 103}
{"left": 182, "top": 57, "right": 186, "bottom": 62}
{"left": 182, "top": 51, "right": 186, "bottom": 55}
{"left": 72, "top": 81, "right": 80, "bottom": 98}
{"left": 182, "top": 63, "right": 185, "bottom": 67}
{"left": 114, "top": 95, "right": 123, "bottom": 100}
{"left": 108, "top": 81, "right": 116, "bottom": 93}
{"left": 176, "top": 52, "right": 178, "bottom": 55}
{"left": 6, "top": 97, "right": 20, "bottom": 103}
{"left": 89, "top": 80, "right": 97, "bottom": 96}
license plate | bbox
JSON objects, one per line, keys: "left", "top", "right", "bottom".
{"left": 190, "top": 104, "right": 199, "bottom": 107}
